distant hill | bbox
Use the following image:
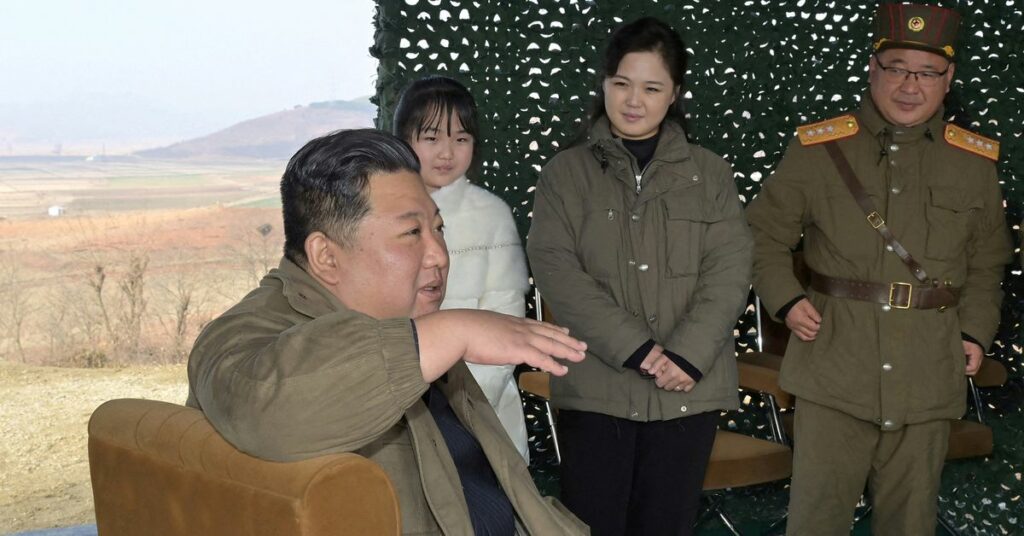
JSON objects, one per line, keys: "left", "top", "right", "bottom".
{"left": 136, "top": 99, "right": 376, "bottom": 159}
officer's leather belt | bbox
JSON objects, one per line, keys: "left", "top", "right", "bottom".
{"left": 809, "top": 270, "right": 959, "bottom": 310}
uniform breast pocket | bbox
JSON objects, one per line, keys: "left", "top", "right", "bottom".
{"left": 925, "top": 186, "right": 981, "bottom": 260}
{"left": 663, "top": 196, "right": 721, "bottom": 277}
{"left": 579, "top": 207, "right": 622, "bottom": 278}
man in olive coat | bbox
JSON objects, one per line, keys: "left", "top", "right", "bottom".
{"left": 187, "top": 129, "right": 589, "bottom": 535}
{"left": 746, "top": 4, "right": 1011, "bottom": 535}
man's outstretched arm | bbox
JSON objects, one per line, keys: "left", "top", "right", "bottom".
{"left": 414, "top": 309, "right": 587, "bottom": 382}
{"left": 189, "top": 307, "right": 584, "bottom": 461}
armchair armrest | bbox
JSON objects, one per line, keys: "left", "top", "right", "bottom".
{"left": 88, "top": 399, "right": 400, "bottom": 536}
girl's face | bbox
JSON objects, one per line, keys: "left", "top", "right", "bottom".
{"left": 408, "top": 113, "right": 474, "bottom": 192}
{"left": 602, "top": 50, "right": 679, "bottom": 140}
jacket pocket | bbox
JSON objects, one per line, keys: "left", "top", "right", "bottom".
{"left": 925, "top": 186, "right": 981, "bottom": 260}
{"left": 579, "top": 207, "right": 622, "bottom": 278}
{"left": 663, "top": 195, "right": 721, "bottom": 277}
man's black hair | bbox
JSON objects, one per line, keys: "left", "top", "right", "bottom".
{"left": 280, "top": 128, "right": 420, "bottom": 268}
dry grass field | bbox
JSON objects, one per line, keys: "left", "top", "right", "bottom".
{"left": 0, "top": 157, "right": 287, "bottom": 366}
{"left": 0, "top": 361, "right": 188, "bottom": 534}
{"left": 0, "top": 158, "right": 288, "bottom": 533}
{"left": 0, "top": 157, "right": 283, "bottom": 218}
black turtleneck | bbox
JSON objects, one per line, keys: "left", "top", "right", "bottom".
{"left": 620, "top": 129, "right": 662, "bottom": 171}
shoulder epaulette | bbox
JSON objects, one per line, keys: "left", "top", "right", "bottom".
{"left": 944, "top": 124, "right": 999, "bottom": 161}
{"left": 797, "top": 115, "right": 859, "bottom": 146}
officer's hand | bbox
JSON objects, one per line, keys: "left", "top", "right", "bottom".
{"left": 653, "top": 359, "right": 696, "bottom": 393}
{"left": 963, "top": 340, "right": 984, "bottom": 376}
{"left": 785, "top": 299, "right": 821, "bottom": 341}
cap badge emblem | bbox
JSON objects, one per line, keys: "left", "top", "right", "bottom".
{"left": 908, "top": 16, "right": 925, "bottom": 32}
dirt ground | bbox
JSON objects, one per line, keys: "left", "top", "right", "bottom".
{"left": 0, "top": 361, "right": 188, "bottom": 533}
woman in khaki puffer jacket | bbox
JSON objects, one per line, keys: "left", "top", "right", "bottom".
{"left": 526, "top": 16, "right": 753, "bottom": 536}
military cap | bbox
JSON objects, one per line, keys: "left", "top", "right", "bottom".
{"left": 873, "top": 3, "right": 961, "bottom": 60}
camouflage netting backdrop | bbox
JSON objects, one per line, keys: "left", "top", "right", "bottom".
{"left": 372, "top": 1, "right": 1024, "bottom": 533}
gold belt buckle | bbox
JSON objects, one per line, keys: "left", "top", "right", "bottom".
{"left": 889, "top": 282, "right": 913, "bottom": 309}
{"left": 867, "top": 212, "right": 885, "bottom": 229}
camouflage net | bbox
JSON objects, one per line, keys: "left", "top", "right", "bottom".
{"left": 372, "top": 1, "right": 1024, "bottom": 532}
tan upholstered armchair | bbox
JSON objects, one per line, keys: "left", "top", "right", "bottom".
{"left": 88, "top": 399, "right": 400, "bottom": 536}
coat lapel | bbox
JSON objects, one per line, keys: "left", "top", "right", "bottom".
{"left": 405, "top": 399, "right": 475, "bottom": 535}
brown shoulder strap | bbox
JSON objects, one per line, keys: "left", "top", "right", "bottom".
{"left": 823, "top": 142, "right": 931, "bottom": 284}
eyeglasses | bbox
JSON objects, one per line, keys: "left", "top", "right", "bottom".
{"left": 873, "top": 54, "right": 950, "bottom": 87}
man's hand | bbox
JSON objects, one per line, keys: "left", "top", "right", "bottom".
{"left": 414, "top": 309, "right": 587, "bottom": 382}
{"left": 963, "top": 340, "right": 984, "bottom": 376}
{"left": 785, "top": 298, "right": 821, "bottom": 341}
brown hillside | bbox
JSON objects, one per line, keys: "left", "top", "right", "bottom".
{"left": 137, "top": 99, "right": 375, "bottom": 159}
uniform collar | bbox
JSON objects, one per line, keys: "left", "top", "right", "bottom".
{"left": 270, "top": 257, "right": 348, "bottom": 319}
{"left": 857, "top": 93, "right": 944, "bottom": 144}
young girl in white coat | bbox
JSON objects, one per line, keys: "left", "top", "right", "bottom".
{"left": 393, "top": 75, "right": 531, "bottom": 461}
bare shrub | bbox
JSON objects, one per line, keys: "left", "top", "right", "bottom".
{"left": 231, "top": 219, "right": 282, "bottom": 288}
{"left": 115, "top": 251, "right": 149, "bottom": 358}
{"left": 74, "top": 249, "right": 152, "bottom": 365}
{"left": 63, "top": 349, "right": 109, "bottom": 369}
{"left": 86, "top": 264, "right": 115, "bottom": 344}
{"left": 65, "top": 277, "right": 106, "bottom": 359}
{"left": 42, "top": 283, "right": 82, "bottom": 362}
{"left": 156, "top": 253, "right": 210, "bottom": 363}
{"left": 0, "top": 250, "right": 33, "bottom": 362}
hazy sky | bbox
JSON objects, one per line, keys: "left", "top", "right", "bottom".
{"left": 0, "top": 0, "right": 377, "bottom": 146}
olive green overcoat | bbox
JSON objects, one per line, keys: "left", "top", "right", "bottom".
{"left": 746, "top": 98, "right": 1011, "bottom": 429}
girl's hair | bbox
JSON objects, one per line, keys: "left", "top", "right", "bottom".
{"left": 392, "top": 75, "right": 480, "bottom": 145}
{"left": 588, "top": 16, "right": 689, "bottom": 128}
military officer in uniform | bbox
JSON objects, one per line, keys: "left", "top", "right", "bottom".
{"left": 746, "top": 3, "right": 1011, "bottom": 535}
